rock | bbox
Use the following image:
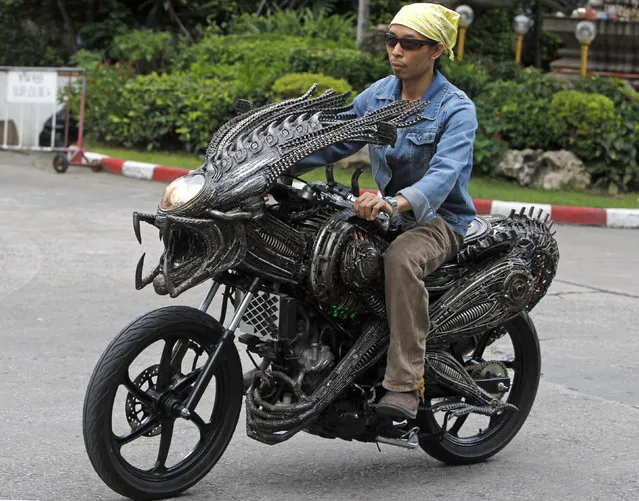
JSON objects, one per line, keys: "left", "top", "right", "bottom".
{"left": 537, "top": 150, "right": 591, "bottom": 190}
{"left": 335, "top": 147, "right": 591, "bottom": 191}
{"left": 495, "top": 149, "right": 543, "bottom": 187}
{"left": 495, "top": 149, "right": 590, "bottom": 190}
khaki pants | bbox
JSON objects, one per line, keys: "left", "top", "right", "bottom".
{"left": 382, "top": 217, "right": 464, "bottom": 392}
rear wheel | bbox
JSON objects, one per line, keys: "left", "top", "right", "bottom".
{"left": 83, "top": 306, "right": 243, "bottom": 500}
{"left": 416, "top": 312, "right": 541, "bottom": 464}
{"left": 52, "top": 153, "right": 69, "bottom": 173}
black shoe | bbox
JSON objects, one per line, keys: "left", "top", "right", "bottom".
{"left": 376, "top": 390, "right": 419, "bottom": 420}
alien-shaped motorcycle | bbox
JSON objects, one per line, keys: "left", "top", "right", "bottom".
{"left": 83, "top": 88, "right": 559, "bottom": 500}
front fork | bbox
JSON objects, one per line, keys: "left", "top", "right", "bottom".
{"left": 171, "top": 278, "right": 260, "bottom": 419}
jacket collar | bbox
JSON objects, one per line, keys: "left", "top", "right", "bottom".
{"left": 375, "top": 71, "right": 448, "bottom": 121}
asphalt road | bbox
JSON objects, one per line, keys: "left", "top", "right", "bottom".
{"left": 1, "top": 152, "right": 638, "bottom": 501}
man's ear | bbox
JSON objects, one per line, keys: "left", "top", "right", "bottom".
{"left": 433, "top": 43, "right": 445, "bottom": 61}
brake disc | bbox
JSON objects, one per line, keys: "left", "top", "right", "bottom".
{"left": 125, "top": 364, "right": 163, "bottom": 437}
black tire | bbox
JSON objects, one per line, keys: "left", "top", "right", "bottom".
{"left": 416, "top": 312, "right": 541, "bottom": 464}
{"left": 52, "top": 153, "right": 69, "bottom": 173}
{"left": 83, "top": 306, "right": 243, "bottom": 500}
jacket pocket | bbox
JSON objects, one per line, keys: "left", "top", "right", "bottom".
{"left": 406, "top": 130, "right": 437, "bottom": 146}
{"left": 405, "top": 129, "right": 437, "bottom": 170}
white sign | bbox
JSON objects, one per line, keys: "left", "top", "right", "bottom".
{"left": 6, "top": 71, "right": 57, "bottom": 104}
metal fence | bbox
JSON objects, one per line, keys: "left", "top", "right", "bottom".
{"left": 0, "top": 66, "right": 86, "bottom": 152}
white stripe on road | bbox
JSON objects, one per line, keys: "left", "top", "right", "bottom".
{"left": 122, "top": 161, "right": 156, "bottom": 180}
{"left": 83, "top": 151, "right": 108, "bottom": 162}
{"left": 606, "top": 208, "right": 639, "bottom": 229}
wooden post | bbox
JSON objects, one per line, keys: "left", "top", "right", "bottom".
{"left": 457, "top": 26, "right": 467, "bottom": 62}
{"left": 581, "top": 41, "right": 591, "bottom": 77}
{"left": 515, "top": 33, "right": 525, "bottom": 64}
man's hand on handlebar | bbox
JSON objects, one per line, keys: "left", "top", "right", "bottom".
{"left": 354, "top": 192, "right": 393, "bottom": 221}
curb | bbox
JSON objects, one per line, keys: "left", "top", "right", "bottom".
{"left": 85, "top": 152, "right": 639, "bottom": 229}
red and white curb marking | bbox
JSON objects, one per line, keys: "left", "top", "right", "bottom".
{"left": 84, "top": 152, "right": 639, "bottom": 229}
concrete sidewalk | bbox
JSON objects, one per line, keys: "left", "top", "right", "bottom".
{"left": 84, "top": 151, "right": 639, "bottom": 229}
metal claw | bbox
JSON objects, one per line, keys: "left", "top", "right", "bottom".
{"left": 135, "top": 254, "right": 161, "bottom": 290}
{"left": 135, "top": 253, "right": 146, "bottom": 289}
{"left": 133, "top": 212, "right": 142, "bottom": 244}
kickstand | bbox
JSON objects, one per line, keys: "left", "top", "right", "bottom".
{"left": 441, "top": 411, "right": 452, "bottom": 435}
{"left": 417, "top": 411, "right": 452, "bottom": 442}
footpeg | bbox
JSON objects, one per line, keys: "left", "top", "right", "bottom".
{"left": 431, "top": 400, "right": 518, "bottom": 417}
{"left": 376, "top": 427, "right": 420, "bottom": 450}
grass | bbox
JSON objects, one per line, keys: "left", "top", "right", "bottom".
{"left": 468, "top": 176, "right": 639, "bottom": 209}
{"left": 88, "top": 143, "right": 639, "bottom": 209}
{"left": 87, "top": 142, "right": 206, "bottom": 171}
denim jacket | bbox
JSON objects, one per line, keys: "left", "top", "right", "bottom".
{"left": 295, "top": 71, "right": 478, "bottom": 237}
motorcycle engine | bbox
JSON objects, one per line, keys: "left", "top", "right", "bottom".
{"left": 238, "top": 291, "right": 339, "bottom": 393}
{"left": 307, "top": 213, "right": 388, "bottom": 318}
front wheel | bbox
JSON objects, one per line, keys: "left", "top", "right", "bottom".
{"left": 83, "top": 306, "right": 243, "bottom": 500}
{"left": 416, "top": 312, "right": 541, "bottom": 464}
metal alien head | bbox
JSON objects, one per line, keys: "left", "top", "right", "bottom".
{"left": 132, "top": 86, "right": 426, "bottom": 297}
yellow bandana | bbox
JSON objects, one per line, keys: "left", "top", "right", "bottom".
{"left": 391, "top": 3, "right": 460, "bottom": 60}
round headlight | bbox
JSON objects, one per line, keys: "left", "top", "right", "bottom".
{"left": 160, "top": 174, "right": 205, "bottom": 210}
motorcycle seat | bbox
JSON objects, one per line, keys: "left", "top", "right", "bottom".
{"left": 421, "top": 216, "right": 494, "bottom": 295}
{"left": 461, "top": 216, "right": 493, "bottom": 246}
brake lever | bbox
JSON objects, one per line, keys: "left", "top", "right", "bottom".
{"left": 351, "top": 167, "right": 363, "bottom": 197}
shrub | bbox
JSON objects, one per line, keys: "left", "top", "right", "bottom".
{"left": 272, "top": 73, "right": 352, "bottom": 99}
{"left": 79, "top": 70, "right": 241, "bottom": 153}
{"left": 288, "top": 47, "right": 389, "bottom": 91}
{"left": 173, "top": 34, "right": 333, "bottom": 104}
{"left": 549, "top": 90, "right": 618, "bottom": 161}
{"left": 77, "top": 60, "right": 136, "bottom": 143}
{"left": 473, "top": 132, "right": 510, "bottom": 176}
{"left": 109, "top": 29, "right": 175, "bottom": 74}
{"left": 499, "top": 99, "right": 554, "bottom": 150}
{"left": 464, "top": 68, "right": 569, "bottom": 176}
{"left": 173, "top": 78, "right": 244, "bottom": 153}
{"left": 474, "top": 73, "right": 566, "bottom": 153}
{"left": 70, "top": 50, "right": 105, "bottom": 70}
{"left": 572, "top": 75, "right": 636, "bottom": 107}
{"left": 477, "top": 59, "right": 526, "bottom": 83}
{"left": 229, "top": 7, "right": 356, "bottom": 44}
{"left": 570, "top": 76, "right": 639, "bottom": 191}
{"left": 174, "top": 33, "right": 341, "bottom": 73}
{"left": 440, "top": 59, "right": 490, "bottom": 100}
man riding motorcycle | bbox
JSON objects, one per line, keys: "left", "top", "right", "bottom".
{"left": 295, "top": 3, "right": 478, "bottom": 419}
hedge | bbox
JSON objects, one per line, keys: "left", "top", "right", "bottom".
{"left": 76, "top": 35, "right": 639, "bottom": 191}
{"left": 272, "top": 73, "right": 352, "bottom": 99}
{"left": 287, "top": 47, "right": 389, "bottom": 91}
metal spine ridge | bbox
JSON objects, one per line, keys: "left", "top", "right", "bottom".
{"left": 201, "top": 85, "right": 425, "bottom": 189}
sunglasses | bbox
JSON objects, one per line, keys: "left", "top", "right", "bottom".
{"left": 384, "top": 33, "right": 438, "bottom": 51}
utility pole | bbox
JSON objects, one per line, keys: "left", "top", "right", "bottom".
{"left": 357, "top": 0, "right": 370, "bottom": 47}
